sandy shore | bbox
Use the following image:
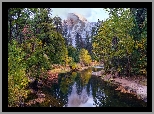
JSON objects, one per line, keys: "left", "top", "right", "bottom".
{"left": 92, "top": 71, "right": 147, "bottom": 102}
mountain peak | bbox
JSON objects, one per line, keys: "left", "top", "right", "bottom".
{"left": 67, "top": 13, "right": 87, "bottom": 22}
{"left": 73, "top": 13, "right": 87, "bottom": 22}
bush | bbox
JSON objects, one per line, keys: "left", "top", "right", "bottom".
{"left": 8, "top": 40, "right": 30, "bottom": 107}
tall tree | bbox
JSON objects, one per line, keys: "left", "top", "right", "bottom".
{"left": 130, "top": 8, "right": 147, "bottom": 76}
{"left": 93, "top": 8, "right": 135, "bottom": 76}
{"left": 79, "top": 48, "right": 92, "bottom": 66}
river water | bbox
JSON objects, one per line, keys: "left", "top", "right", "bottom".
{"left": 29, "top": 67, "right": 147, "bottom": 107}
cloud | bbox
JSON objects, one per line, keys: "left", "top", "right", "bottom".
{"left": 52, "top": 8, "right": 92, "bottom": 19}
{"left": 51, "top": 8, "right": 109, "bottom": 22}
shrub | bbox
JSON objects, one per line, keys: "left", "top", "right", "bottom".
{"left": 8, "top": 40, "right": 30, "bottom": 107}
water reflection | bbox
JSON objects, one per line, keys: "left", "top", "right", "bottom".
{"left": 35, "top": 67, "right": 147, "bottom": 107}
{"left": 67, "top": 82, "right": 95, "bottom": 107}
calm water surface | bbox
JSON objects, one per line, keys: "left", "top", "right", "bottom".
{"left": 30, "top": 67, "right": 147, "bottom": 107}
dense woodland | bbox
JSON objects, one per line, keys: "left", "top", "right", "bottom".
{"left": 8, "top": 8, "right": 147, "bottom": 107}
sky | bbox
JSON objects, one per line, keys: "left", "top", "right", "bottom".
{"left": 51, "top": 8, "right": 109, "bottom": 22}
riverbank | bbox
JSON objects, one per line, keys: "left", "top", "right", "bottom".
{"left": 92, "top": 70, "right": 147, "bottom": 102}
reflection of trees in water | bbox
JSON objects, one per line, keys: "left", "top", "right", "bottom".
{"left": 67, "top": 83, "right": 89, "bottom": 107}
{"left": 86, "top": 77, "right": 93, "bottom": 97}
{"left": 89, "top": 76, "right": 130, "bottom": 107}
{"left": 80, "top": 68, "right": 92, "bottom": 87}
{"left": 60, "top": 77, "right": 71, "bottom": 94}
{"left": 50, "top": 72, "right": 78, "bottom": 106}
{"left": 89, "top": 76, "right": 110, "bottom": 107}
{"left": 75, "top": 73, "right": 83, "bottom": 95}
{"left": 66, "top": 68, "right": 109, "bottom": 107}
{"left": 47, "top": 69, "right": 119, "bottom": 107}
{"left": 59, "top": 72, "right": 77, "bottom": 94}
{"left": 48, "top": 84, "right": 68, "bottom": 106}
{"left": 75, "top": 68, "right": 92, "bottom": 96}
{"left": 41, "top": 73, "right": 70, "bottom": 107}
{"left": 90, "top": 75, "right": 123, "bottom": 107}
{"left": 90, "top": 76, "right": 99, "bottom": 98}
{"left": 40, "top": 67, "right": 146, "bottom": 107}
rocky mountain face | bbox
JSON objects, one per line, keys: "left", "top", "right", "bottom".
{"left": 62, "top": 13, "right": 101, "bottom": 48}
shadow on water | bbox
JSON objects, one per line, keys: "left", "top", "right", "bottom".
{"left": 29, "top": 67, "right": 147, "bottom": 107}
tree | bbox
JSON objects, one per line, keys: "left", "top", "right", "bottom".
{"left": 8, "top": 8, "right": 31, "bottom": 43}
{"left": 52, "top": 16, "right": 63, "bottom": 34}
{"left": 44, "top": 30, "right": 68, "bottom": 65}
{"left": 8, "top": 8, "right": 71, "bottom": 107}
{"left": 67, "top": 45, "right": 79, "bottom": 63}
{"left": 93, "top": 8, "right": 135, "bottom": 76}
{"left": 85, "top": 31, "right": 92, "bottom": 55}
{"left": 8, "top": 40, "right": 30, "bottom": 107}
{"left": 79, "top": 48, "right": 92, "bottom": 66}
{"left": 129, "top": 8, "right": 147, "bottom": 76}
{"left": 75, "top": 32, "right": 83, "bottom": 50}
{"left": 130, "top": 8, "right": 147, "bottom": 40}
{"left": 29, "top": 9, "right": 68, "bottom": 65}
{"left": 21, "top": 37, "right": 51, "bottom": 80}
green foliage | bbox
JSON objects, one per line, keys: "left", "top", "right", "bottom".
{"left": 79, "top": 48, "right": 92, "bottom": 66}
{"left": 130, "top": 8, "right": 147, "bottom": 76}
{"left": 93, "top": 8, "right": 147, "bottom": 76}
{"left": 44, "top": 31, "right": 68, "bottom": 65}
{"left": 66, "top": 56, "right": 74, "bottom": 65}
{"left": 58, "top": 47, "right": 73, "bottom": 66}
{"left": 22, "top": 38, "right": 50, "bottom": 79}
{"left": 34, "top": 17, "right": 68, "bottom": 65}
{"left": 67, "top": 45, "right": 80, "bottom": 63}
{"left": 8, "top": 8, "right": 35, "bottom": 42}
{"left": 8, "top": 8, "right": 69, "bottom": 107}
{"left": 8, "top": 40, "right": 30, "bottom": 107}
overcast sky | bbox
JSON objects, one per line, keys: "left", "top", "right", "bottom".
{"left": 51, "top": 8, "right": 109, "bottom": 22}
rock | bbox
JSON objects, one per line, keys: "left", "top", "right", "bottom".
{"left": 130, "top": 83, "right": 138, "bottom": 90}
{"left": 62, "top": 13, "right": 101, "bottom": 47}
{"left": 136, "top": 86, "right": 147, "bottom": 95}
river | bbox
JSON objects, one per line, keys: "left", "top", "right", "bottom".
{"left": 28, "top": 67, "right": 147, "bottom": 107}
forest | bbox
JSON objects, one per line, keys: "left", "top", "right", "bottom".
{"left": 8, "top": 8, "right": 147, "bottom": 107}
